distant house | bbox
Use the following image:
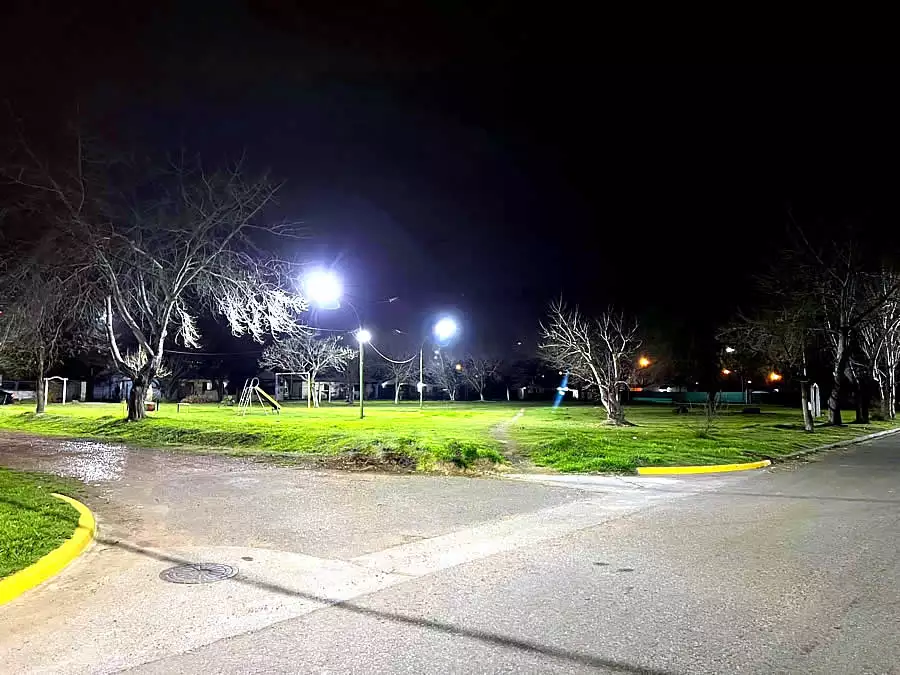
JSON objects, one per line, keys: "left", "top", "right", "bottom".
{"left": 171, "top": 378, "right": 226, "bottom": 402}
{"left": 92, "top": 369, "right": 226, "bottom": 404}
{"left": 258, "top": 369, "right": 381, "bottom": 403}
{"left": 92, "top": 372, "right": 159, "bottom": 402}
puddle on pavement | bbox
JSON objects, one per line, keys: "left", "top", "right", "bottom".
{"left": 53, "top": 440, "right": 128, "bottom": 482}
{"left": 0, "top": 434, "right": 127, "bottom": 483}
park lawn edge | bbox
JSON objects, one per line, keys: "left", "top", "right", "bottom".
{"left": 1, "top": 403, "right": 896, "bottom": 475}
{"left": 0, "top": 407, "right": 505, "bottom": 473}
{"left": 0, "top": 468, "right": 83, "bottom": 579}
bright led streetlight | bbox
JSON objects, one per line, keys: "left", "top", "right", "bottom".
{"left": 355, "top": 328, "right": 372, "bottom": 344}
{"left": 725, "top": 346, "right": 736, "bottom": 353}
{"left": 303, "top": 269, "right": 342, "bottom": 308}
{"left": 433, "top": 318, "right": 457, "bottom": 343}
{"left": 433, "top": 317, "right": 458, "bottom": 342}
{"left": 418, "top": 316, "right": 460, "bottom": 408}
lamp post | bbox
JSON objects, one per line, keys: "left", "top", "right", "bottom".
{"left": 356, "top": 329, "right": 372, "bottom": 419}
{"left": 420, "top": 317, "right": 458, "bottom": 409}
{"left": 302, "top": 269, "right": 342, "bottom": 309}
{"left": 723, "top": 346, "right": 744, "bottom": 403}
{"left": 419, "top": 348, "right": 424, "bottom": 408}
{"left": 303, "top": 270, "right": 370, "bottom": 414}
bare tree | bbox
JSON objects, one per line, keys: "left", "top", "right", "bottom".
{"left": 720, "top": 306, "right": 817, "bottom": 431}
{"left": 259, "top": 331, "right": 354, "bottom": 407}
{"left": 0, "top": 222, "right": 97, "bottom": 413}
{"left": 156, "top": 354, "right": 194, "bottom": 402}
{"left": 859, "top": 269, "right": 900, "bottom": 420}
{"left": 4, "top": 134, "right": 306, "bottom": 420}
{"left": 539, "top": 299, "right": 640, "bottom": 425}
{"left": 380, "top": 351, "right": 417, "bottom": 404}
{"left": 426, "top": 350, "right": 463, "bottom": 401}
{"left": 783, "top": 216, "right": 900, "bottom": 424}
{"left": 462, "top": 355, "right": 501, "bottom": 401}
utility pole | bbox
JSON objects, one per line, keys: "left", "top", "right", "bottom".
{"left": 419, "top": 347, "right": 424, "bottom": 409}
{"left": 359, "top": 339, "right": 365, "bottom": 419}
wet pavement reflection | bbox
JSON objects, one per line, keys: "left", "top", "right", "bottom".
{"left": 0, "top": 434, "right": 127, "bottom": 483}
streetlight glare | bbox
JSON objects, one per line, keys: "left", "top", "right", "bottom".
{"left": 638, "top": 356, "right": 651, "bottom": 368}
{"left": 356, "top": 328, "right": 372, "bottom": 344}
{"left": 725, "top": 346, "right": 736, "bottom": 353}
{"left": 433, "top": 317, "right": 458, "bottom": 342}
{"left": 303, "top": 269, "right": 342, "bottom": 307}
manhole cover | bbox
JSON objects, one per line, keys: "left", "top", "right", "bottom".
{"left": 159, "top": 563, "right": 238, "bottom": 584}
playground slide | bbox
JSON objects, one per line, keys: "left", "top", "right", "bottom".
{"left": 254, "top": 386, "right": 282, "bottom": 411}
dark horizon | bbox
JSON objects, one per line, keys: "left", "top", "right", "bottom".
{"left": 4, "top": 3, "right": 899, "bottom": 361}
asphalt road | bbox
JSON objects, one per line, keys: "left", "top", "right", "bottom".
{"left": 1, "top": 431, "right": 899, "bottom": 674}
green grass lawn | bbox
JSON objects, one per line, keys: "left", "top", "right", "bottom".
{"left": 0, "top": 401, "right": 511, "bottom": 470}
{"left": 0, "top": 400, "right": 894, "bottom": 473}
{"left": 510, "top": 406, "right": 895, "bottom": 472}
{"left": 0, "top": 468, "right": 81, "bottom": 578}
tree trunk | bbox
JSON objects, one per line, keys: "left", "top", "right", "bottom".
{"left": 857, "top": 377, "right": 870, "bottom": 424}
{"left": 799, "top": 380, "right": 815, "bottom": 432}
{"left": 312, "top": 375, "right": 319, "bottom": 408}
{"left": 479, "top": 391, "right": 485, "bottom": 402}
{"left": 846, "top": 363, "right": 870, "bottom": 424}
{"left": 448, "top": 389, "right": 456, "bottom": 401}
{"left": 128, "top": 376, "right": 148, "bottom": 421}
{"left": 346, "top": 362, "right": 354, "bottom": 403}
{"left": 394, "top": 376, "right": 400, "bottom": 404}
{"left": 34, "top": 347, "right": 46, "bottom": 415}
{"left": 827, "top": 332, "right": 850, "bottom": 425}
{"left": 601, "top": 384, "right": 626, "bottom": 425}
{"left": 890, "top": 367, "right": 897, "bottom": 420}
{"left": 846, "top": 364, "right": 863, "bottom": 424}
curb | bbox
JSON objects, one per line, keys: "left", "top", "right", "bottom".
{"left": 637, "top": 460, "right": 772, "bottom": 476}
{"left": 0, "top": 493, "right": 96, "bottom": 606}
{"left": 769, "top": 425, "right": 900, "bottom": 463}
{"left": 637, "top": 425, "right": 900, "bottom": 476}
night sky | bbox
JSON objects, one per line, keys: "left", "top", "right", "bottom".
{"left": 4, "top": 3, "right": 898, "bottom": 359}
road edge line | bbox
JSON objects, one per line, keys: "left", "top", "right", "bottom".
{"left": 768, "top": 425, "right": 900, "bottom": 463}
{"left": 0, "top": 493, "right": 96, "bottom": 606}
{"left": 636, "top": 460, "right": 771, "bottom": 475}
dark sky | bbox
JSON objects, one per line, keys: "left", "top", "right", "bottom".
{"left": 4, "top": 2, "right": 898, "bottom": 358}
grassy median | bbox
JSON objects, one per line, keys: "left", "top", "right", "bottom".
{"left": 0, "top": 468, "right": 81, "bottom": 578}
{"left": 510, "top": 406, "right": 895, "bottom": 472}
{"left": 0, "top": 401, "right": 510, "bottom": 470}
{"left": 0, "top": 401, "right": 893, "bottom": 473}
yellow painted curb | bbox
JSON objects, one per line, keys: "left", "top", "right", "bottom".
{"left": 637, "top": 459, "right": 772, "bottom": 475}
{"left": 0, "top": 493, "right": 96, "bottom": 606}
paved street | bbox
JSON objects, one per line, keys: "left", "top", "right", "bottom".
{"left": 1, "top": 431, "right": 899, "bottom": 674}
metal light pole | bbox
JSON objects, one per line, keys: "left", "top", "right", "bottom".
{"left": 359, "top": 340, "right": 365, "bottom": 419}
{"left": 428, "top": 317, "right": 458, "bottom": 407}
{"left": 419, "top": 347, "right": 424, "bottom": 409}
{"left": 356, "top": 329, "right": 372, "bottom": 419}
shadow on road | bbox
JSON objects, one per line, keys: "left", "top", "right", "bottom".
{"left": 1, "top": 491, "right": 669, "bottom": 673}
{"left": 98, "top": 537, "right": 672, "bottom": 674}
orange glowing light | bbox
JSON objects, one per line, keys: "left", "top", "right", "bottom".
{"left": 638, "top": 356, "right": 651, "bottom": 368}
{"left": 768, "top": 372, "right": 782, "bottom": 382}
{"left": 721, "top": 368, "right": 732, "bottom": 375}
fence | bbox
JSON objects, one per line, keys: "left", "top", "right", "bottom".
{"left": 0, "top": 379, "right": 84, "bottom": 403}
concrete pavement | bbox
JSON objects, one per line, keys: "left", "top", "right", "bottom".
{"left": 1, "top": 432, "right": 899, "bottom": 673}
